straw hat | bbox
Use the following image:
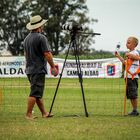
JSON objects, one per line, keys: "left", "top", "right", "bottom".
{"left": 26, "top": 15, "right": 48, "bottom": 30}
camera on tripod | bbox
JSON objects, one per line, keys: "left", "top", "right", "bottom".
{"left": 61, "top": 22, "right": 101, "bottom": 37}
{"left": 61, "top": 22, "right": 83, "bottom": 31}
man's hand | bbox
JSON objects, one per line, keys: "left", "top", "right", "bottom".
{"left": 51, "top": 65, "right": 58, "bottom": 77}
{"left": 44, "top": 52, "right": 59, "bottom": 77}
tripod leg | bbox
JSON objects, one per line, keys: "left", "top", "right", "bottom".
{"left": 49, "top": 41, "right": 72, "bottom": 115}
{"left": 49, "top": 74, "right": 62, "bottom": 114}
{"left": 77, "top": 60, "right": 89, "bottom": 117}
{"left": 73, "top": 41, "right": 89, "bottom": 117}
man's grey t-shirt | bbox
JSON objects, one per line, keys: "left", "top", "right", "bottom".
{"left": 23, "top": 32, "right": 51, "bottom": 74}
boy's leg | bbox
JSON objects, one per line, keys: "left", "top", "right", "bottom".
{"left": 127, "top": 79, "right": 139, "bottom": 116}
{"left": 131, "top": 99, "right": 138, "bottom": 111}
{"left": 129, "top": 98, "right": 139, "bottom": 116}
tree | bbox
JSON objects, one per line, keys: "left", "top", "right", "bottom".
{"left": 27, "top": 0, "right": 97, "bottom": 55}
{"left": 0, "top": 0, "right": 29, "bottom": 55}
{"left": 0, "top": 0, "right": 97, "bottom": 55}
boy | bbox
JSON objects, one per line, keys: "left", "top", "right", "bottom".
{"left": 115, "top": 36, "right": 139, "bottom": 116}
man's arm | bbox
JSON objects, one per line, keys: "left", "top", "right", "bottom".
{"left": 44, "top": 51, "right": 55, "bottom": 68}
{"left": 44, "top": 51, "right": 58, "bottom": 76}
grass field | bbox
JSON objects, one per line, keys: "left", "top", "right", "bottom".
{"left": 0, "top": 78, "right": 140, "bottom": 140}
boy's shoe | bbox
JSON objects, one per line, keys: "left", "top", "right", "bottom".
{"left": 128, "top": 111, "right": 139, "bottom": 116}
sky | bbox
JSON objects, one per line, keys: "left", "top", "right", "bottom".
{"left": 86, "top": 0, "right": 140, "bottom": 52}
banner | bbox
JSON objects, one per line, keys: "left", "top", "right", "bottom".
{"left": 0, "top": 56, "right": 122, "bottom": 78}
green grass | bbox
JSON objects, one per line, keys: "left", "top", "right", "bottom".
{"left": 0, "top": 78, "right": 140, "bottom": 140}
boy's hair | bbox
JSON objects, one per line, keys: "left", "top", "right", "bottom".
{"left": 131, "top": 36, "right": 139, "bottom": 47}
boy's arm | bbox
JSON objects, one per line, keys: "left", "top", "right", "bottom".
{"left": 125, "top": 53, "right": 140, "bottom": 60}
{"left": 115, "top": 52, "right": 125, "bottom": 65}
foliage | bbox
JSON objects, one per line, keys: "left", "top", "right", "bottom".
{"left": 28, "top": 0, "right": 97, "bottom": 55}
{"left": 55, "top": 50, "right": 117, "bottom": 59}
{"left": 0, "top": 0, "right": 29, "bottom": 55}
{"left": 0, "top": 0, "right": 97, "bottom": 55}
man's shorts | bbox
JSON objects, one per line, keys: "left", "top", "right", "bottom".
{"left": 27, "top": 73, "right": 45, "bottom": 99}
{"left": 126, "top": 78, "right": 138, "bottom": 99}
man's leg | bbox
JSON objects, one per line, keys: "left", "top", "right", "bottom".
{"left": 36, "top": 98, "right": 53, "bottom": 117}
{"left": 26, "top": 96, "right": 36, "bottom": 119}
{"left": 36, "top": 98, "right": 47, "bottom": 116}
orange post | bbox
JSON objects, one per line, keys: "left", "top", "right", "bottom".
{"left": 0, "top": 88, "right": 3, "bottom": 106}
{"left": 124, "top": 59, "right": 128, "bottom": 116}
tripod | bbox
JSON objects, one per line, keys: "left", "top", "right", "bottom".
{"left": 49, "top": 30, "right": 89, "bottom": 117}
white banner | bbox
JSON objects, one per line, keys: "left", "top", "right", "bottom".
{"left": 0, "top": 56, "right": 122, "bottom": 78}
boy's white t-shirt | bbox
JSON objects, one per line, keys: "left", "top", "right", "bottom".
{"left": 124, "top": 50, "right": 139, "bottom": 78}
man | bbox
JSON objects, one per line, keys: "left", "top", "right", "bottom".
{"left": 23, "top": 15, "right": 58, "bottom": 120}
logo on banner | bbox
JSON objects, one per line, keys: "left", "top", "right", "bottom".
{"left": 107, "top": 64, "right": 116, "bottom": 76}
